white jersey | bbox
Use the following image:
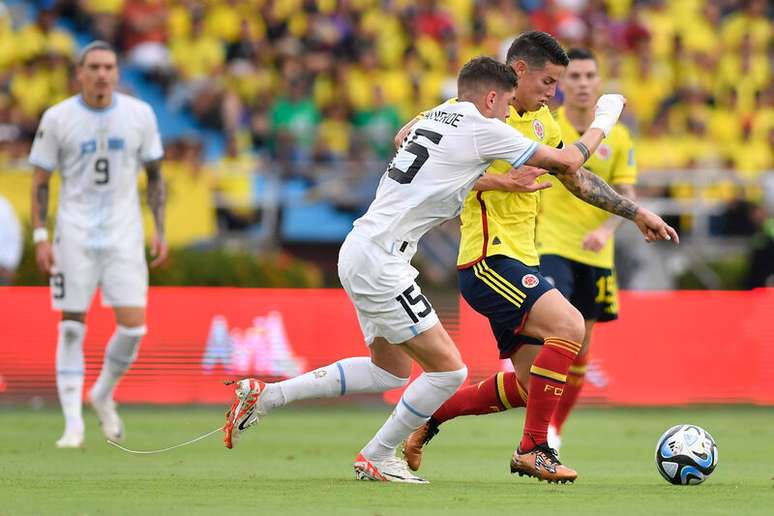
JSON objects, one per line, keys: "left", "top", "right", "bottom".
{"left": 352, "top": 100, "right": 539, "bottom": 258}
{"left": 29, "top": 92, "right": 163, "bottom": 250}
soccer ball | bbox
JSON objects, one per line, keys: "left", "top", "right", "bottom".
{"left": 655, "top": 424, "right": 718, "bottom": 485}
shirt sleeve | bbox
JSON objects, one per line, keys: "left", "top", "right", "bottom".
{"left": 474, "top": 117, "right": 539, "bottom": 168}
{"left": 140, "top": 104, "right": 164, "bottom": 162}
{"left": 28, "top": 109, "right": 59, "bottom": 172}
{"left": 611, "top": 126, "right": 637, "bottom": 185}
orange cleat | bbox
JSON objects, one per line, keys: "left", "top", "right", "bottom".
{"left": 402, "top": 419, "right": 440, "bottom": 471}
{"left": 510, "top": 443, "right": 577, "bottom": 483}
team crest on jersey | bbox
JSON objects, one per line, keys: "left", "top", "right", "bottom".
{"left": 596, "top": 143, "right": 611, "bottom": 160}
{"left": 532, "top": 120, "right": 545, "bottom": 140}
{"left": 522, "top": 274, "right": 539, "bottom": 288}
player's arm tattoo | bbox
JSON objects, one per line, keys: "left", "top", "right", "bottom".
{"left": 145, "top": 159, "right": 166, "bottom": 238}
{"left": 556, "top": 167, "right": 639, "bottom": 220}
{"left": 31, "top": 168, "right": 51, "bottom": 228}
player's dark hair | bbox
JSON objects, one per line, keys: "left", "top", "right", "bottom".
{"left": 78, "top": 40, "right": 117, "bottom": 65}
{"left": 457, "top": 56, "right": 518, "bottom": 97}
{"left": 506, "top": 31, "right": 569, "bottom": 68}
{"left": 567, "top": 48, "right": 596, "bottom": 62}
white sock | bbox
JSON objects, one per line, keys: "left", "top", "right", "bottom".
{"left": 90, "top": 325, "right": 146, "bottom": 402}
{"left": 56, "top": 320, "right": 86, "bottom": 433}
{"left": 260, "top": 357, "right": 408, "bottom": 412}
{"left": 361, "top": 367, "right": 467, "bottom": 461}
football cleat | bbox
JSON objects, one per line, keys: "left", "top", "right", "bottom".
{"left": 402, "top": 418, "right": 440, "bottom": 471}
{"left": 55, "top": 429, "right": 84, "bottom": 449}
{"left": 353, "top": 453, "right": 429, "bottom": 484}
{"left": 547, "top": 424, "right": 562, "bottom": 452}
{"left": 510, "top": 443, "right": 577, "bottom": 483}
{"left": 223, "top": 378, "right": 267, "bottom": 449}
{"left": 89, "top": 394, "right": 124, "bottom": 443}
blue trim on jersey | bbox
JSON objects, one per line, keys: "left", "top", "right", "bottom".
{"left": 511, "top": 141, "right": 539, "bottom": 168}
{"left": 336, "top": 362, "right": 346, "bottom": 396}
{"left": 29, "top": 158, "right": 55, "bottom": 172}
{"left": 77, "top": 94, "right": 117, "bottom": 113}
{"left": 409, "top": 325, "right": 418, "bottom": 336}
{"left": 401, "top": 397, "right": 431, "bottom": 419}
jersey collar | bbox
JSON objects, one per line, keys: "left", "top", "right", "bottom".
{"left": 77, "top": 93, "right": 117, "bottom": 113}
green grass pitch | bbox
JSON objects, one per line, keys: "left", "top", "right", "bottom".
{"left": 0, "top": 404, "right": 771, "bottom": 515}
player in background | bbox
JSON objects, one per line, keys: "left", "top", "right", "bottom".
{"left": 29, "top": 41, "right": 166, "bottom": 448}
{"left": 539, "top": 48, "right": 638, "bottom": 451}
{"left": 223, "top": 56, "right": 648, "bottom": 484}
{"left": 402, "top": 34, "right": 677, "bottom": 483}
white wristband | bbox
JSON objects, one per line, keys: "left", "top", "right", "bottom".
{"left": 33, "top": 227, "right": 49, "bottom": 244}
{"left": 589, "top": 115, "right": 616, "bottom": 138}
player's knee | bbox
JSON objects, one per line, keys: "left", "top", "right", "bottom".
{"left": 369, "top": 362, "right": 410, "bottom": 390}
{"left": 424, "top": 366, "right": 468, "bottom": 397}
{"left": 59, "top": 320, "right": 85, "bottom": 348}
{"left": 107, "top": 325, "right": 147, "bottom": 364}
{"left": 551, "top": 307, "right": 585, "bottom": 344}
{"left": 62, "top": 312, "right": 86, "bottom": 323}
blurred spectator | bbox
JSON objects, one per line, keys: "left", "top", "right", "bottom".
{"left": 122, "top": 0, "right": 170, "bottom": 72}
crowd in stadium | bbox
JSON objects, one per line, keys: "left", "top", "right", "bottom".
{"left": 0, "top": 0, "right": 771, "bottom": 249}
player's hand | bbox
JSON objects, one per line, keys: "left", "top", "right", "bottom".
{"left": 582, "top": 227, "right": 613, "bottom": 252}
{"left": 501, "top": 165, "right": 552, "bottom": 193}
{"left": 149, "top": 234, "right": 168, "bottom": 268}
{"left": 633, "top": 207, "right": 679, "bottom": 244}
{"left": 34, "top": 241, "right": 54, "bottom": 275}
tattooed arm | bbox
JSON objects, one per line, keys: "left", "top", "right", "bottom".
{"left": 145, "top": 159, "right": 168, "bottom": 267}
{"left": 554, "top": 167, "right": 639, "bottom": 220}
{"left": 30, "top": 167, "right": 54, "bottom": 274}
{"left": 581, "top": 183, "right": 637, "bottom": 252}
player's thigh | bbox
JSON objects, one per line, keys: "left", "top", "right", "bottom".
{"left": 539, "top": 254, "right": 575, "bottom": 299}
{"left": 522, "top": 288, "right": 585, "bottom": 343}
{"left": 101, "top": 245, "right": 148, "bottom": 310}
{"left": 338, "top": 234, "right": 440, "bottom": 348}
{"left": 458, "top": 256, "right": 551, "bottom": 360}
{"left": 51, "top": 231, "right": 99, "bottom": 312}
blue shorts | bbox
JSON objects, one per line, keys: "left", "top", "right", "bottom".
{"left": 539, "top": 254, "right": 618, "bottom": 323}
{"left": 458, "top": 256, "right": 554, "bottom": 359}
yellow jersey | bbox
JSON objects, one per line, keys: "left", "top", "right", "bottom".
{"left": 457, "top": 104, "right": 562, "bottom": 268}
{"left": 536, "top": 106, "right": 637, "bottom": 269}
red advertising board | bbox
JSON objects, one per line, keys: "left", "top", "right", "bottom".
{"left": 1, "top": 287, "right": 772, "bottom": 405}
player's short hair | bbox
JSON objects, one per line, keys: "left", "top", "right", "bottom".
{"left": 567, "top": 48, "right": 596, "bottom": 62}
{"left": 457, "top": 56, "right": 518, "bottom": 97}
{"left": 506, "top": 31, "right": 569, "bottom": 69}
{"left": 78, "top": 40, "right": 117, "bottom": 65}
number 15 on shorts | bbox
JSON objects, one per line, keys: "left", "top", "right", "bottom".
{"left": 396, "top": 285, "right": 433, "bottom": 323}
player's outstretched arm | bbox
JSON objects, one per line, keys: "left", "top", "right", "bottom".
{"left": 145, "top": 159, "right": 168, "bottom": 267}
{"left": 582, "top": 183, "right": 636, "bottom": 251}
{"left": 30, "top": 167, "right": 54, "bottom": 274}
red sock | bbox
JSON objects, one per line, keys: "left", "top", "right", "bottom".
{"left": 550, "top": 352, "right": 589, "bottom": 434}
{"left": 433, "top": 371, "right": 527, "bottom": 423}
{"left": 520, "top": 337, "right": 581, "bottom": 451}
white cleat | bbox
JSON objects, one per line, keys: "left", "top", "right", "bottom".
{"left": 56, "top": 429, "right": 84, "bottom": 448}
{"left": 353, "top": 453, "right": 429, "bottom": 484}
{"left": 223, "top": 378, "right": 267, "bottom": 449}
{"left": 90, "top": 395, "right": 125, "bottom": 443}
{"left": 547, "top": 424, "right": 562, "bottom": 452}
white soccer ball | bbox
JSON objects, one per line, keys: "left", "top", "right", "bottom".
{"left": 655, "top": 424, "right": 718, "bottom": 485}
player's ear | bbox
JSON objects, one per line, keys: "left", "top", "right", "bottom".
{"left": 485, "top": 90, "right": 497, "bottom": 111}
{"left": 511, "top": 59, "right": 528, "bottom": 77}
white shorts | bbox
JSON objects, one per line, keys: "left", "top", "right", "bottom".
{"left": 338, "top": 232, "right": 439, "bottom": 345}
{"left": 50, "top": 228, "right": 148, "bottom": 312}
